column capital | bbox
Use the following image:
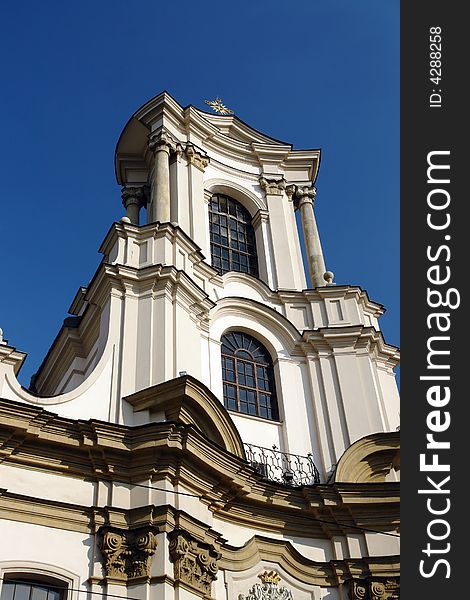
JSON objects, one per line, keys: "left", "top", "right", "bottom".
{"left": 148, "top": 129, "right": 175, "bottom": 154}
{"left": 285, "top": 184, "right": 296, "bottom": 201}
{"left": 294, "top": 185, "right": 316, "bottom": 209}
{"left": 259, "top": 176, "right": 286, "bottom": 196}
{"left": 185, "top": 143, "right": 210, "bottom": 172}
{"left": 121, "top": 185, "right": 146, "bottom": 207}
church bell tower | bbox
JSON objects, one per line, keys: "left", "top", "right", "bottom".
{"left": 0, "top": 91, "right": 400, "bottom": 600}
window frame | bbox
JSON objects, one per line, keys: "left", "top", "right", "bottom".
{"left": 0, "top": 563, "right": 78, "bottom": 600}
{"left": 221, "top": 331, "right": 279, "bottom": 421}
{"left": 209, "top": 194, "right": 259, "bottom": 277}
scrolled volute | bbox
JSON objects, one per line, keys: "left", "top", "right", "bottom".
{"left": 168, "top": 530, "right": 221, "bottom": 597}
{"left": 98, "top": 525, "right": 158, "bottom": 582}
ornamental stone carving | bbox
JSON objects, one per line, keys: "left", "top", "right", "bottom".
{"left": 259, "top": 177, "right": 286, "bottom": 196}
{"left": 121, "top": 186, "right": 146, "bottom": 206}
{"left": 168, "top": 530, "right": 220, "bottom": 597}
{"left": 98, "top": 526, "right": 158, "bottom": 582}
{"left": 185, "top": 143, "right": 210, "bottom": 171}
{"left": 350, "top": 579, "right": 400, "bottom": 600}
{"left": 285, "top": 184, "right": 296, "bottom": 201}
{"left": 238, "top": 571, "right": 294, "bottom": 600}
{"left": 294, "top": 185, "right": 316, "bottom": 209}
{"left": 148, "top": 129, "right": 176, "bottom": 154}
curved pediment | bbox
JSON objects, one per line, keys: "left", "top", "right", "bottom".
{"left": 334, "top": 431, "right": 400, "bottom": 483}
{"left": 115, "top": 91, "right": 320, "bottom": 185}
{"left": 124, "top": 374, "right": 245, "bottom": 458}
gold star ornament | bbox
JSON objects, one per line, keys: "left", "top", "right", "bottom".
{"left": 204, "top": 97, "right": 234, "bottom": 115}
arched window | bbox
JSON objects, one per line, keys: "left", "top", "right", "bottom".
{"left": 221, "top": 332, "right": 278, "bottom": 420}
{"left": 0, "top": 579, "right": 65, "bottom": 600}
{"left": 209, "top": 194, "right": 258, "bottom": 276}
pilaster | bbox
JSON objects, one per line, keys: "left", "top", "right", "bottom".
{"left": 259, "top": 176, "right": 306, "bottom": 290}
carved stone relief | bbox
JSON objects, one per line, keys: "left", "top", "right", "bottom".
{"left": 168, "top": 530, "right": 220, "bottom": 597}
{"left": 350, "top": 579, "right": 400, "bottom": 600}
{"left": 238, "top": 571, "right": 294, "bottom": 600}
{"left": 259, "top": 177, "right": 286, "bottom": 196}
{"left": 185, "top": 144, "right": 210, "bottom": 171}
{"left": 98, "top": 526, "right": 158, "bottom": 582}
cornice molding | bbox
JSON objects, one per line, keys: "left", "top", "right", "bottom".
{"left": 115, "top": 91, "right": 320, "bottom": 185}
{"left": 0, "top": 398, "right": 399, "bottom": 539}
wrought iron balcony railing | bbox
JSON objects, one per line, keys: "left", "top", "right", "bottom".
{"left": 244, "top": 443, "right": 320, "bottom": 486}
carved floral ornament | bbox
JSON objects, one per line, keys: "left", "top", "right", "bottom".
{"left": 350, "top": 579, "right": 400, "bottom": 600}
{"left": 98, "top": 526, "right": 158, "bottom": 582}
{"left": 186, "top": 143, "right": 210, "bottom": 172}
{"left": 259, "top": 177, "right": 286, "bottom": 196}
{"left": 169, "top": 530, "right": 221, "bottom": 597}
{"left": 238, "top": 571, "right": 294, "bottom": 600}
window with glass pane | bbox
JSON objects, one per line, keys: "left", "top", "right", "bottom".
{"left": 209, "top": 194, "right": 259, "bottom": 276}
{"left": 0, "top": 581, "right": 64, "bottom": 600}
{"left": 221, "top": 332, "right": 278, "bottom": 420}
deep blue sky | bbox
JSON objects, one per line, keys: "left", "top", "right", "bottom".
{"left": 0, "top": 1, "right": 399, "bottom": 387}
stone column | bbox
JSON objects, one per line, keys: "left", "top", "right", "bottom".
{"left": 148, "top": 131, "right": 173, "bottom": 223}
{"left": 295, "top": 185, "right": 328, "bottom": 288}
{"left": 121, "top": 186, "right": 145, "bottom": 225}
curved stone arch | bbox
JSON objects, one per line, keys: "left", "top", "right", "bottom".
{"left": 334, "top": 431, "right": 400, "bottom": 483}
{"left": 210, "top": 297, "right": 302, "bottom": 359}
{"left": 210, "top": 298, "right": 305, "bottom": 424}
{"left": 1, "top": 341, "right": 115, "bottom": 410}
{"left": 222, "top": 271, "right": 277, "bottom": 299}
{"left": 204, "top": 178, "right": 266, "bottom": 216}
{"left": 220, "top": 535, "right": 332, "bottom": 587}
{"left": 209, "top": 296, "right": 301, "bottom": 360}
{"left": 0, "top": 561, "right": 81, "bottom": 600}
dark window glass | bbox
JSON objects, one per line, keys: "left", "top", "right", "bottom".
{"left": 1, "top": 582, "right": 63, "bottom": 600}
{"left": 209, "top": 194, "right": 258, "bottom": 276}
{"left": 221, "top": 332, "right": 278, "bottom": 420}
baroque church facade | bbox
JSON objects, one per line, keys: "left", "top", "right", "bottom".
{"left": 0, "top": 92, "right": 400, "bottom": 600}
